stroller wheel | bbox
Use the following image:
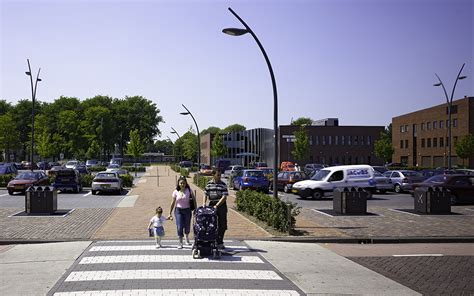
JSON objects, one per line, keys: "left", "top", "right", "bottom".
{"left": 213, "top": 249, "right": 221, "bottom": 259}
{"left": 192, "top": 249, "right": 200, "bottom": 259}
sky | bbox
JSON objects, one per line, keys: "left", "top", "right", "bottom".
{"left": 1, "top": 0, "right": 472, "bottom": 142}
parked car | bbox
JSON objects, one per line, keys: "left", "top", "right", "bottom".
{"left": 0, "top": 163, "right": 18, "bottom": 176}
{"left": 91, "top": 171, "right": 123, "bottom": 195}
{"left": 257, "top": 167, "right": 274, "bottom": 181}
{"left": 74, "top": 164, "right": 89, "bottom": 175}
{"left": 372, "top": 166, "right": 388, "bottom": 174}
{"left": 65, "top": 160, "right": 79, "bottom": 169}
{"left": 22, "top": 161, "right": 37, "bottom": 170}
{"left": 373, "top": 171, "right": 392, "bottom": 194}
{"left": 223, "top": 165, "right": 245, "bottom": 179}
{"left": 454, "top": 169, "right": 474, "bottom": 176}
{"left": 383, "top": 170, "right": 426, "bottom": 193}
{"left": 280, "top": 161, "right": 296, "bottom": 171}
{"left": 199, "top": 164, "right": 213, "bottom": 176}
{"left": 7, "top": 171, "right": 50, "bottom": 195}
{"left": 37, "top": 161, "right": 50, "bottom": 170}
{"left": 85, "top": 159, "right": 100, "bottom": 169}
{"left": 215, "top": 159, "right": 231, "bottom": 172}
{"left": 48, "top": 166, "right": 64, "bottom": 177}
{"left": 411, "top": 174, "right": 474, "bottom": 205}
{"left": 109, "top": 158, "right": 123, "bottom": 166}
{"left": 292, "top": 165, "right": 376, "bottom": 199}
{"left": 179, "top": 161, "right": 193, "bottom": 169}
{"left": 52, "top": 169, "right": 82, "bottom": 193}
{"left": 232, "top": 169, "right": 269, "bottom": 193}
{"left": 271, "top": 171, "right": 307, "bottom": 193}
{"left": 419, "top": 169, "right": 456, "bottom": 178}
{"left": 304, "top": 163, "right": 326, "bottom": 175}
{"left": 106, "top": 167, "right": 128, "bottom": 175}
{"left": 249, "top": 162, "right": 268, "bottom": 169}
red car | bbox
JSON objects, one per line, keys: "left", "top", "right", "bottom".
{"left": 7, "top": 171, "right": 50, "bottom": 195}
{"left": 271, "top": 171, "right": 308, "bottom": 193}
{"left": 411, "top": 174, "right": 474, "bottom": 205}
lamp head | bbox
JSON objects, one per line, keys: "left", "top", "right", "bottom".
{"left": 433, "top": 82, "right": 442, "bottom": 87}
{"left": 458, "top": 75, "right": 467, "bottom": 80}
{"left": 180, "top": 112, "right": 190, "bottom": 115}
{"left": 222, "top": 28, "right": 248, "bottom": 36}
{"left": 37, "top": 78, "right": 42, "bottom": 82}
{"left": 25, "top": 71, "right": 31, "bottom": 76}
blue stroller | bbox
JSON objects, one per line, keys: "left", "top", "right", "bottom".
{"left": 192, "top": 206, "right": 221, "bottom": 259}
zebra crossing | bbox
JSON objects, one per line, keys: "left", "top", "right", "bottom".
{"left": 48, "top": 240, "right": 303, "bottom": 296}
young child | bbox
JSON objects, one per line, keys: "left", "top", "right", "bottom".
{"left": 147, "top": 206, "right": 170, "bottom": 248}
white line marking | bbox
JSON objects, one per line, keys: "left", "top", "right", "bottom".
{"left": 126, "top": 189, "right": 132, "bottom": 196}
{"left": 389, "top": 208, "right": 420, "bottom": 217}
{"left": 54, "top": 289, "right": 300, "bottom": 296}
{"left": 311, "top": 209, "right": 334, "bottom": 217}
{"left": 89, "top": 245, "right": 249, "bottom": 252}
{"left": 79, "top": 254, "right": 264, "bottom": 264}
{"left": 137, "top": 179, "right": 147, "bottom": 184}
{"left": 65, "top": 269, "right": 282, "bottom": 281}
{"left": 465, "top": 208, "right": 474, "bottom": 212}
{"left": 116, "top": 195, "right": 138, "bottom": 207}
{"left": 393, "top": 254, "right": 444, "bottom": 257}
{"left": 83, "top": 192, "right": 91, "bottom": 197}
{"left": 0, "top": 193, "right": 9, "bottom": 197}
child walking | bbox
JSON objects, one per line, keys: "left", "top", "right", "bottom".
{"left": 147, "top": 206, "right": 170, "bottom": 248}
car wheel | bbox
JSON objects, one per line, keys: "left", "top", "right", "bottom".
{"left": 312, "top": 190, "right": 323, "bottom": 200}
{"left": 8, "top": 189, "right": 14, "bottom": 195}
{"left": 394, "top": 184, "right": 402, "bottom": 193}
{"left": 283, "top": 185, "right": 289, "bottom": 193}
{"left": 450, "top": 194, "right": 458, "bottom": 205}
{"left": 91, "top": 190, "right": 97, "bottom": 195}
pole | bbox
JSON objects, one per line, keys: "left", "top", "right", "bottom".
{"left": 26, "top": 59, "right": 41, "bottom": 171}
{"left": 227, "top": 7, "right": 279, "bottom": 199}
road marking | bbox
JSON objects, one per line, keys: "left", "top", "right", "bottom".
{"left": 388, "top": 208, "right": 420, "bottom": 216}
{"left": 89, "top": 245, "right": 249, "bottom": 252}
{"left": 126, "top": 189, "right": 132, "bottom": 195}
{"left": 137, "top": 178, "right": 147, "bottom": 184}
{"left": 83, "top": 192, "right": 91, "bottom": 197}
{"left": 54, "top": 289, "right": 300, "bottom": 296}
{"left": 116, "top": 195, "right": 138, "bottom": 207}
{"left": 393, "top": 254, "right": 443, "bottom": 257}
{"left": 79, "top": 254, "right": 264, "bottom": 264}
{"left": 311, "top": 209, "right": 334, "bottom": 217}
{"left": 65, "top": 269, "right": 282, "bottom": 281}
{"left": 0, "top": 193, "right": 8, "bottom": 197}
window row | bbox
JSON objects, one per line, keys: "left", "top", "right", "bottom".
{"left": 400, "top": 118, "right": 458, "bottom": 133}
{"left": 309, "top": 135, "right": 372, "bottom": 146}
{"left": 420, "top": 136, "right": 458, "bottom": 148}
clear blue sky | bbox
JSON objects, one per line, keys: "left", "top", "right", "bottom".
{"left": 1, "top": 0, "right": 472, "bottom": 142}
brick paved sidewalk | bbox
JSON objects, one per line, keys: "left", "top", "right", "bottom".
{"left": 92, "top": 166, "right": 272, "bottom": 241}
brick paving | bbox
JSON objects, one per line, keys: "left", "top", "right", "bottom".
{"left": 349, "top": 256, "right": 474, "bottom": 296}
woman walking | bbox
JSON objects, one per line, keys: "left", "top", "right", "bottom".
{"left": 168, "top": 176, "right": 196, "bottom": 249}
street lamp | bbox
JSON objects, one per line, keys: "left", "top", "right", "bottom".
{"left": 25, "top": 59, "right": 42, "bottom": 171}
{"left": 170, "top": 127, "right": 182, "bottom": 162}
{"left": 223, "top": 7, "right": 279, "bottom": 200}
{"left": 180, "top": 104, "right": 201, "bottom": 167}
{"left": 433, "top": 63, "right": 467, "bottom": 169}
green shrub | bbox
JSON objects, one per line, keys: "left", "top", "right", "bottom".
{"left": 80, "top": 174, "right": 94, "bottom": 187}
{"left": 193, "top": 174, "right": 211, "bottom": 189}
{"left": 0, "top": 174, "right": 15, "bottom": 187}
{"left": 120, "top": 174, "right": 134, "bottom": 188}
{"left": 235, "top": 190, "right": 300, "bottom": 233}
{"left": 170, "top": 163, "right": 180, "bottom": 173}
{"left": 179, "top": 168, "right": 190, "bottom": 178}
{"left": 88, "top": 166, "right": 107, "bottom": 172}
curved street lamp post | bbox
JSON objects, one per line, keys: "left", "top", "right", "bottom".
{"left": 223, "top": 7, "right": 279, "bottom": 199}
{"left": 25, "top": 59, "right": 42, "bottom": 171}
{"left": 180, "top": 104, "right": 201, "bottom": 168}
{"left": 433, "top": 63, "right": 467, "bottom": 170}
{"left": 170, "top": 127, "right": 182, "bottom": 162}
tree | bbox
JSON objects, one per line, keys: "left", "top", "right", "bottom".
{"left": 127, "top": 129, "right": 145, "bottom": 161}
{"left": 201, "top": 126, "right": 221, "bottom": 135}
{"left": 0, "top": 113, "right": 21, "bottom": 161}
{"left": 35, "top": 115, "right": 53, "bottom": 163}
{"left": 180, "top": 129, "right": 197, "bottom": 162}
{"left": 291, "top": 117, "right": 313, "bottom": 126}
{"left": 223, "top": 124, "right": 246, "bottom": 133}
{"left": 291, "top": 126, "right": 309, "bottom": 163}
{"left": 455, "top": 134, "right": 474, "bottom": 167}
{"left": 86, "top": 140, "right": 101, "bottom": 160}
{"left": 0, "top": 100, "right": 12, "bottom": 115}
{"left": 374, "top": 126, "right": 394, "bottom": 164}
{"left": 211, "top": 133, "right": 226, "bottom": 163}
{"left": 155, "top": 139, "right": 174, "bottom": 155}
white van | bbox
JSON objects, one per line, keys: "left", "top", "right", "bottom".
{"left": 292, "top": 165, "right": 376, "bottom": 199}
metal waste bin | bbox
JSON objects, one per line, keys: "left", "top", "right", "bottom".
{"left": 25, "top": 186, "right": 58, "bottom": 214}
{"left": 414, "top": 186, "right": 451, "bottom": 214}
{"left": 333, "top": 187, "right": 367, "bottom": 214}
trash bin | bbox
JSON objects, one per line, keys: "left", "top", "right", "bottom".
{"left": 414, "top": 186, "right": 451, "bottom": 214}
{"left": 25, "top": 186, "right": 58, "bottom": 214}
{"left": 333, "top": 187, "right": 367, "bottom": 214}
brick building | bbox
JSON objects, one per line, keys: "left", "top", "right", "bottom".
{"left": 392, "top": 96, "right": 474, "bottom": 168}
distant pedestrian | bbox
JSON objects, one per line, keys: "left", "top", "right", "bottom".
{"left": 168, "top": 176, "right": 196, "bottom": 249}
{"left": 204, "top": 169, "right": 228, "bottom": 249}
{"left": 294, "top": 163, "right": 301, "bottom": 171}
{"left": 147, "top": 206, "right": 170, "bottom": 249}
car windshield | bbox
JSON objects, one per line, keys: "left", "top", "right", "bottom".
{"left": 16, "top": 172, "right": 38, "bottom": 180}
{"left": 311, "top": 169, "right": 331, "bottom": 181}
{"left": 246, "top": 171, "right": 264, "bottom": 177}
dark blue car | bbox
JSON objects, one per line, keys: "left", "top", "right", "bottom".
{"left": 232, "top": 169, "right": 269, "bottom": 193}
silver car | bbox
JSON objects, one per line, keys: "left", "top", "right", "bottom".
{"left": 373, "top": 171, "right": 392, "bottom": 193}
{"left": 223, "top": 165, "right": 244, "bottom": 179}
{"left": 383, "top": 170, "right": 425, "bottom": 193}
{"left": 92, "top": 172, "right": 123, "bottom": 195}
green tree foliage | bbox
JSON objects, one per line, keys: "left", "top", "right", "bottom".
{"left": 223, "top": 124, "right": 246, "bottom": 133}
{"left": 211, "top": 133, "right": 226, "bottom": 161}
{"left": 155, "top": 139, "right": 174, "bottom": 155}
{"left": 181, "top": 129, "right": 197, "bottom": 162}
{"left": 0, "top": 100, "right": 12, "bottom": 115}
{"left": 291, "top": 117, "right": 313, "bottom": 126}
{"left": 201, "top": 126, "right": 221, "bottom": 135}
{"left": 0, "top": 113, "right": 21, "bottom": 159}
{"left": 35, "top": 115, "right": 53, "bottom": 161}
{"left": 374, "top": 125, "right": 394, "bottom": 163}
{"left": 127, "top": 129, "right": 145, "bottom": 160}
{"left": 291, "top": 126, "right": 309, "bottom": 163}
{"left": 455, "top": 134, "right": 474, "bottom": 166}
{"left": 86, "top": 140, "right": 101, "bottom": 160}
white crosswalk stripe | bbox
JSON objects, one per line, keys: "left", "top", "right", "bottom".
{"left": 49, "top": 241, "right": 302, "bottom": 295}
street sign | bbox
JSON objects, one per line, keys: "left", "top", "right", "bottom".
{"left": 60, "top": 153, "right": 64, "bottom": 160}
{"left": 282, "top": 135, "right": 295, "bottom": 139}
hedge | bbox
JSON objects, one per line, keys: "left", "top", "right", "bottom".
{"left": 0, "top": 174, "right": 15, "bottom": 187}
{"left": 235, "top": 190, "right": 300, "bottom": 233}
{"left": 193, "top": 174, "right": 212, "bottom": 189}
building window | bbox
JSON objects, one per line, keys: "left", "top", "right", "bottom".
{"left": 405, "top": 139, "right": 409, "bottom": 149}
{"left": 354, "top": 136, "right": 358, "bottom": 145}
{"left": 309, "top": 136, "right": 313, "bottom": 145}
{"left": 315, "top": 135, "right": 319, "bottom": 145}
{"left": 322, "top": 136, "right": 326, "bottom": 145}
{"left": 440, "top": 120, "right": 444, "bottom": 129}
{"left": 348, "top": 136, "right": 352, "bottom": 145}
{"left": 433, "top": 137, "right": 437, "bottom": 147}
{"left": 454, "top": 136, "right": 458, "bottom": 145}
{"left": 440, "top": 137, "right": 444, "bottom": 147}
{"left": 400, "top": 140, "right": 404, "bottom": 149}
{"left": 446, "top": 120, "right": 450, "bottom": 128}
{"left": 421, "top": 122, "right": 425, "bottom": 131}
{"left": 335, "top": 135, "right": 339, "bottom": 145}
{"left": 427, "top": 138, "right": 431, "bottom": 148}
{"left": 360, "top": 136, "right": 365, "bottom": 145}
{"left": 341, "top": 136, "right": 345, "bottom": 145}
{"left": 427, "top": 122, "right": 431, "bottom": 130}
{"left": 421, "top": 138, "right": 425, "bottom": 148}
{"left": 367, "top": 136, "right": 371, "bottom": 145}
{"left": 328, "top": 136, "right": 332, "bottom": 145}
{"left": 405, "top": 125, "right": 409, "bottom": 132}
{"left": 400, "top": 126, "right": 404, "bottom": 133}
{"left": 453, "top": 118, "right": 458, "bottom": 127}
{"left": 433, "top": 121, "right": 437, "bottom": 129}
